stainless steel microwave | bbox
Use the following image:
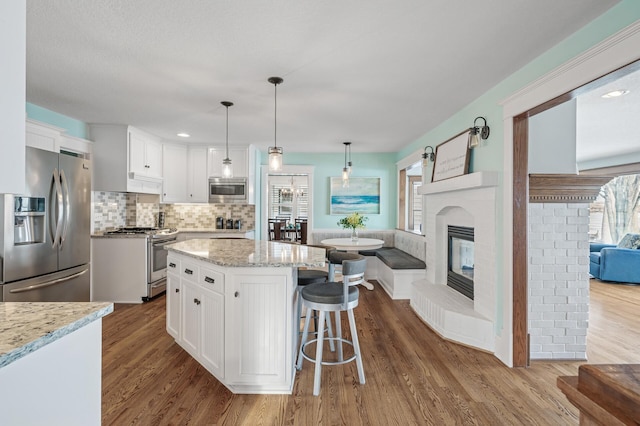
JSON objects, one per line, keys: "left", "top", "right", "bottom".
{"left": 208, "top": 177, "right": 248, "bottom": 203}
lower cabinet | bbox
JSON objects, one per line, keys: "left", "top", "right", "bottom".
{"left": 166, "top": 253, "right": 294, "bottom": 394}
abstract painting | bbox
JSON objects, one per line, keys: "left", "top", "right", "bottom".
{"left": 330, "top": 177, "right": 380, "bottom": 215}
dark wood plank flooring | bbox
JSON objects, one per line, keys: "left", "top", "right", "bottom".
{"left": 101, "top": 279, "right": 640, "bottom": 425}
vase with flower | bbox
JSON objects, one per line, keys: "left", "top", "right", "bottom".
{"left": 337, "top": 212, "right": 368, "bottom": 242}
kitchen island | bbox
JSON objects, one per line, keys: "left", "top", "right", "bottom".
{"left": 0, "top": 302, "right": 113, "bottom": 425}
{"left": 165, "top": 239, "right": 325, "bottom": 394}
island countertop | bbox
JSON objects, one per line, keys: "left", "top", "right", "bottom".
{"left": 165, "top": 238, "right": 326, "bottom": 268}
{"left": 0, "top": 302, "right": 113, "bottom": 369}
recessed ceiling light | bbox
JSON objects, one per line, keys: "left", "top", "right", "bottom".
{"left": 177, "top": 132, "right": 190, "bottom": 138}
{"left": 601, "top": 89, "right": 630, "bottom": 98}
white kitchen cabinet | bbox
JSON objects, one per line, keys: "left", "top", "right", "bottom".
{"left": 187, "top": 146, "right": 209, "bottom": 202}
{"left": 25, "top": 119, "right": 93, "bottom": 157}
{"left": 129, "top": 128, "right": 162, "bottom": 178}
{"left": 176, "top": 259, "right": 225, "bottom": 379}
{"left": 162, "top": 143, "right": 188, "bottom": 203}
{"left": 208, "top": 146, "right": 247, "bottom": 178}
{"left": 89, "top": 124, "right": 163, "bottom": 194}
{"left": 165, "top": 253, "right": 295, "bottom": 393}
{"left": 166, "top": 259, "right": 181, "bottom": 340}
{"left": 180, "top": 279, "right": 201, "bottom": 357}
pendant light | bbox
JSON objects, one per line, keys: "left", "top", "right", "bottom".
{"left": 221, "top": 101, "right": 234, "bottom": 178}
{"left": 342, "top": 141, "right": 352, "bottom": 187}
{"left": 268, "top": 76, "right": 284, "bottom": 171}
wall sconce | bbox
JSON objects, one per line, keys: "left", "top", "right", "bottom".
{"left": 422, "top": 146, "right": 435, "bottom": 167}
{"left": 468, "top": 117, "right": 490, "bottom": 149}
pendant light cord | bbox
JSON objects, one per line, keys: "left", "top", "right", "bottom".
{"left": 225, "top": 105, "right": 229, "bottom": 158}
{"left": 273, "top": 82, "right": 278, "bottom": 149}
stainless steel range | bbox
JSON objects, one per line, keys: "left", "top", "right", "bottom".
{"left": 103, "top": 226, "right": 178, "bottom": 300}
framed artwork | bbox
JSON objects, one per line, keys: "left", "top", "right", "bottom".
{"left": 431, "top": 130, "right": 470, "bottom": 182}
{"left": 330, "top": 177, "right": 380, "bottom": 215}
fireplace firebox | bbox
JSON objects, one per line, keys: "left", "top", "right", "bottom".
{"left": 447, "top": 225, "right": 474, "bottom": 299}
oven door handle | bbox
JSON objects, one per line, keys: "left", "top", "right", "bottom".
{"left": 152, "top": 239, "right": 177, "bottom": 247}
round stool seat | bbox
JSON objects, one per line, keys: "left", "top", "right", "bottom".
{"left": 328, "top": 251, "right": 361, "bottom": 265}
{"left": 298, "top": 269, "right": 329, "bottom": 285}
{"left": 301, "top": 282, "right": 359, "bottom": 305}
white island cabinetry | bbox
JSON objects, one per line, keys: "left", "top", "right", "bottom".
{"left": 166, "top": 239, "right": 325, "bottom": 394}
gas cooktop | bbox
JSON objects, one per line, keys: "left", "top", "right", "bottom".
{"left": 105, "top": 227, "right": 178, "bottom": 236}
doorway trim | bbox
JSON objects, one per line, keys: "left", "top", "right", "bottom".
{"left": 500, "top": 19, "right": 640, "bottom": 367}
{"left": 261, "top": 165, "right": 314, "bottom": 241}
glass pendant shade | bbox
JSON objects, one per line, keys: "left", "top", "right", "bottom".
{"left": 342, "top": 167, "right": 350, "bottom": 187}
{"left": 268, "top": 146, "right": 283, "bottom": 171}
{"left": 222, "top": 158, "right": 233, "bottom": 178}
{"left": 268, "top": 77, "right": 284, "bottom": 172}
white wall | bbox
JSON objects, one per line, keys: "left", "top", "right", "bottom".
{"left": 529, "top": 99, "right": 578, "bottom": 174}
{"left": 0, "top": 1, "right": 26, "bottom": 194}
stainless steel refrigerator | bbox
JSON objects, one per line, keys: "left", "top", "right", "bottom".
{"left": 0, "top": 146, "right": 91, "bottom": 301}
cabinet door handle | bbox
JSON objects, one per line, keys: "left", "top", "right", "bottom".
{"left": 204, "top": 276, "right": 215, "bottom": 284}
{"left": 175, "top": 288, "right": 180, "bottom": 293}
{"left": 234, "top": 291, "right": 239, "bottom": 298}
{"left": 194, "top": 298, "right": 200, "bottom": 305}
{"left": 169, "top": 262, "right": 176, "bottom": 268}
{"left": 184, "top": 268, "right": 193, "bottom": 275}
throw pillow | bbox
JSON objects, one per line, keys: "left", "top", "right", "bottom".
{"left": 617, "top": 233, "right": 640, "bottom": 249}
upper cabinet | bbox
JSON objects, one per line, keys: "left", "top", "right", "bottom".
{"left": 0, "top": 2, "right": 26, "bottom": 194}
{"left": 26, "top": 119, "right": 92, "bottom": 157}
{"left": 207, "top": 147, "right": 248, "bottom": 178}
{"left": 187, "top": 146, "right": 209, "bottom": 203}
{"left": 129, "top": 128, "right": 162, "bottom": 179}
{"left": 89, "top": 124, "right": 163, "bottom": 194}
{"left": 162, "top": 143, "right": 188, "bottom": 203}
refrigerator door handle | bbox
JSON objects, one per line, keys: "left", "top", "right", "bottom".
{"left": 8, "top": 268, "right": 89, "bottom": 294}
{"left": 49, "top": 168, "right": 64, "bottom": 249}
{"left": 59, "top": 168, "right": 70, "bottom": 248}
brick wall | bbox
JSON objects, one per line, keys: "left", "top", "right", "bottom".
{"left": 528, "top": 202, "right": 590, "bottom": 360}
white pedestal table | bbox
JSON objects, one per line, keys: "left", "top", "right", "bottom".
{"left": 320, "top": 237, "right": 384, "bottom": 290}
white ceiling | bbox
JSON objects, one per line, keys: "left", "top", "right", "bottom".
{"left": 577, "top": 67, "right": 640, "bottom": 166}
{"left": 26, "top": 0, "right": 618, "bottom": 153}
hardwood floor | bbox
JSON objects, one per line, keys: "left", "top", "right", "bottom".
{"left": 101, "top": 279, "right": 640, "bottom": 425}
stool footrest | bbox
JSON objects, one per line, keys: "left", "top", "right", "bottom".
{"left": 300, "top": 337, "right": 357, "bottom": 366}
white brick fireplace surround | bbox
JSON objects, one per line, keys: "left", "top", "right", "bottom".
{"left": 413, "top": 172, "right": 499, "bottom": 354}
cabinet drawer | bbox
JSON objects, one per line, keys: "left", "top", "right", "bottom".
{"left": 167, "top": 256, "right": 181, "bottom": 274}
{"left": 199, "top": 266, "right": 224, "bottom": 294}
{"left": 180, "top": 260, "right": 199, "bottom": 281}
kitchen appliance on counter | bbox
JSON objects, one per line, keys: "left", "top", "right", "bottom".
{"left": 208, "top": 177, "right": 248, "bottom": 203}
{"left": 0, "top": 147, "right": 91, "bottom": 302}
{"left": 102, "top": 226, "right": 178, "bottom": 301}
{"left": 216, "top": 216, "right": 224, "bottom": 229}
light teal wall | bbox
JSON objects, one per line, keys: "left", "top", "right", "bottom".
{"left": 261, "top": 152, "right": 397, "bottom": 229}
{"left": 26, "top": 103, "right": 87, "bottom": 138}
{"left": 394, "top": 1, "right": 640, "bottom": 333}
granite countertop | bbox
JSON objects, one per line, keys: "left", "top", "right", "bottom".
{"left": 178, "top": 228, "right": 254, "bottom": 233}
{"left": 166, "top": 239, "right": 326, "bottom": 268}
{"left": 0, "top": 302, "right": 113, "bottom": 369}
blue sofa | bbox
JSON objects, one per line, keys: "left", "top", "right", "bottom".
{"left": 589, "top": 234, "right": 640, "bottom": 284}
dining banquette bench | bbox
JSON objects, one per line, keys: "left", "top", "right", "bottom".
{"left": 310, "top": 230, "right": 426, "bottom": 299}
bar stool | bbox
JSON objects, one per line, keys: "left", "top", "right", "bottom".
{"left": 327, "top": 250, "right": 361, "bottom": 281}
{"left": 295, "top": 244, "right": 336, "bottom": 348}
{"left": 296, "top": 255, "right": 367, "bottom": 396}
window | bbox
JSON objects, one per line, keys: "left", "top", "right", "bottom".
{"left": 268, "top": 175, "right": 309, "bottom": 222}
{"left": 399, "top": 162, "right": 423, "bottom": 234}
